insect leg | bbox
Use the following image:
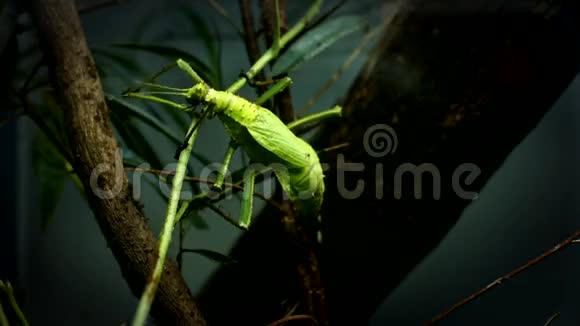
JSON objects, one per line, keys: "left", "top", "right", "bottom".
{"left": 122, "top": 61, "right": 178, "bottom": 94}
{"left": 177, "top": 58, "right": 205, "bottom": 84}
{"left": 212, "top": 140, "right": 238, "bottom": 191}
{"left": 255, "top": 76, "right": 292, "bottom": 105}
{"left": 175, "top": 107, "right": 208, "bottom": 159}
{"left": 239, "top": 167, "right": 258, "bottom": 229}
{"left": 286, "top": 105, "right": 342, "bottom": 131}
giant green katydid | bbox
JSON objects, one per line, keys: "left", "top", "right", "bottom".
{"left": 125, "top": 58, "right": 341, "bottom": 229}
{"left": 125, "top": 1, "right": 342, "bottom": 324}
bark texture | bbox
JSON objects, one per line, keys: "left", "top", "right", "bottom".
{"left": 27, "top": 0, "right": 206, "bottom": 324}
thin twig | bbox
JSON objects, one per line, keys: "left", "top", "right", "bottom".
{"left": 206, "top": 203, "right": 248, "bottom": 231}
{"left": 125, "top": 166, "right": 284, "bottom": 211}
{"left": 279, "top": 0, "right": 346, "bottom": 57}
{"left": 259, "top": 0, "right": 295, "bottom": 123}
{"left": 257, "top": 3, "right": 329, "bottom": 323}
{"left": 316, "top": 142, "right": 349, "bottom": 154}
{"left": 299, "top": 24, "right": 383, "bottom": 115}
{"left": 207, "top": 0, "right": 244, "bottom": 36}
{"left": 179, "top": 248, "right": 237, "bottom": 264}
{"left": 267, "top": 314, "right": 318, "bottom": 326}
{"left": 543, "top": 312, "right": 560, "bottom": 326}
{"left": 427, "top": 230, "right": 580, "bottom": 325}
{"left": 239, "top": 0, "right": 269, "bottom": 95}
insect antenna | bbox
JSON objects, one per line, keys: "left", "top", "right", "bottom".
{"left": 140, "top": 82, "right": 189, "bottom": 92}
{"left": 316, "top": 142, "right": 349, "bottom": 154}
{"left": 122, "top": 62, "right": 178, "bottom": 94}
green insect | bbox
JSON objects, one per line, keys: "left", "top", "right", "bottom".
{"left": 125, "top": 58, "right": 341, "bottom": 230}
{"left": 125, "top": 2, "right": 336, "bottom": 325}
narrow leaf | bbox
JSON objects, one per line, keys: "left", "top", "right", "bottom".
{"left": 181, "top": 210, "right": 210, "bottom": 232}
{"left": 31, "top": 132, "right": 68, "bottom": 230}
{"left": 91, "top": 47, "right": 143, "bottom": 75}
{"left": 109, "top": 105, "right": 164, "bottom": 170}
{"left": 111, "top": 43, "right": 217, "bottom": 87}
{"left": 107, "top": 95, "right": 212, "bottom": 166}
{"left": 271, "top": 15, "right": 368, "bottom": 75}
{"left": 107, "top": 94, "right": 182, "bottom": 144}
{"left": 177, "top": 6, "right": 223, "bottom": 88}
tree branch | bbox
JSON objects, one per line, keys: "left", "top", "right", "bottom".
{"left": 260, "top": 0, "right": 295, "bottom": 123}
{"left": 426, "top": 230, "right": 580, "bottom": 325}
{"left": 26, "top": 0, "right": 206, "bottom": 324}
{"left": 239, "top": 0, "right": 268, "bottom": 95}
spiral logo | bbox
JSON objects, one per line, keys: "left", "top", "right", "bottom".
{"left": 363, "top": 124, "right": 398, "bottom": 158}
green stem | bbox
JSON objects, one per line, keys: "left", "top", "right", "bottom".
{"left": 0, "top": 301, "right": 9, "bottom": 326}
{"left": 131, "top": 1, "right": 324, "bottom": 324}
{"left": 213, "top": 142, "right": 237, "bottom": 190}
{"left": 131, "top": 116, "right": 200, "bottom": 326}
{"left": 255, "top": 77, "right": 292, "bottom": 106}
{"left": 272, "top": 0, "right": 281, "bottom": 55}
{"left": 227, "top": 0, "right": 322, "bottom": 93}
{"left": 0, "top": 281, "right": 29, "bottom": 326}
{"left": 286, "top": 105, "right": 342, "bottom": 130}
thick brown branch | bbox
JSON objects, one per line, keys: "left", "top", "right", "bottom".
{"left": 27, "top": 0, "right": 206, "bottom": 324}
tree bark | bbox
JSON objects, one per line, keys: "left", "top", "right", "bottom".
{"left": 27, "top": 0, "right": 206, "bottom": 324}
{"left": 197, "top": 0, "right": 579, "bottom": 324}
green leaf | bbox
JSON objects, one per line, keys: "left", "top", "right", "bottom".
{"left": 106, "top": 94, "right": 182, "bottom": 144}
{"left": 109, "top": 103, "right": 164, "bottom": 170}
{"left": 180, "top": 248, "right": 236, "bottom": 265}
{"left": 91, "top": 46, "right": 144, "bottom": 76}
{"left": 107, "top": 94, "right": 212, "bottom": 167}
{"left": 32, "top": 131, "right": 68, "bottom": 230}
{"left": 111, "top": 43, "right": 217, "bottom": 87}
{"left": 177, "top": 6, "right": 223, "bottom": 88}
{"left": 129, "top": 6, "right": 162, "bottom": 42}
{"left": 271, "top": 15, "right": 368, "bottom": 76}
{"left": 181, "top": 210, "right": 210, "bottom": 231}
